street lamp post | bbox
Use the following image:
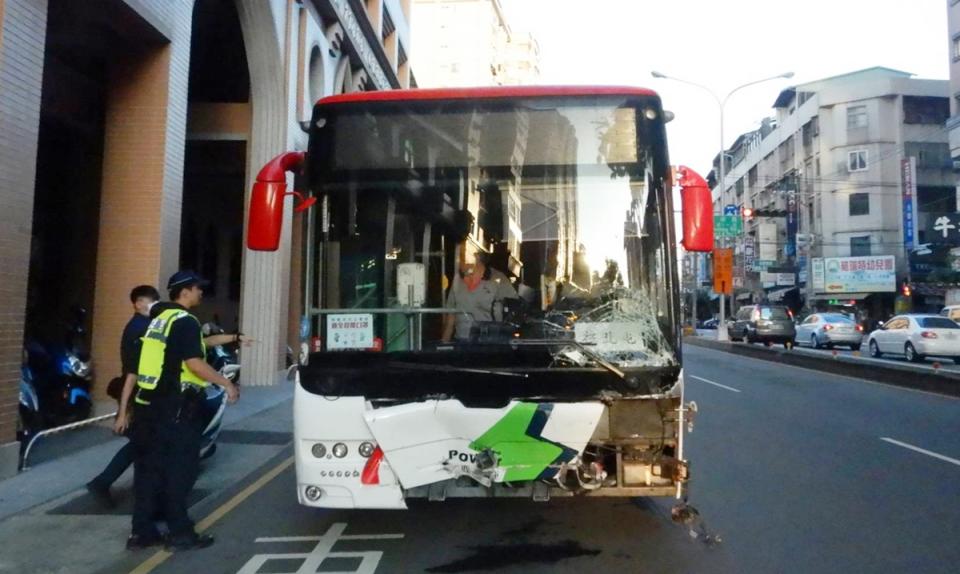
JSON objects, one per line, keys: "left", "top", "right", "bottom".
{"left": 652, "top": 70, "right": 794, "bottom": 341}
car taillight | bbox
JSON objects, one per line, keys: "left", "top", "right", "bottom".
{"left": 921, "top": 331, "right": 938, "bottom": 339}
{"left": 856, "top": 325, "right": 864, "bottom": 332}
{"left": 823, "top": 324, "right": 833, "bottom": 331}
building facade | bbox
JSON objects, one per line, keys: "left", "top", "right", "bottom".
{"left": 411, "top": 0, "right": 539, "bottom": 87}
{"left": 0, "top": 0, "right": 412, "bottom": 478}
{"left": 949, "top": 0, "right": 960, "bottom": 190}
{"left": 711, "top": 68, "right": 950, "bottom": 318}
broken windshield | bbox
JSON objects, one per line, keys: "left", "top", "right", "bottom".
{"left": 305, "top": 96, "right": 679, "bottom": 369}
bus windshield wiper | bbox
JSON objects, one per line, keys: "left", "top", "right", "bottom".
{"left": 515, "top": 340, "right": 663, "bottom": 394}
{"left": 386, "top": 361, "right": 529, "bottom": 378}
{"left": 509, "top": 339, "right": 626, "bottom": 380}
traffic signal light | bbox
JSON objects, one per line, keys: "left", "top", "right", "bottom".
{"left": 741, "top": 207, "right": 754, "bottom": 219}
{"left": 901, "top": 281, "right": 912, "bottom": 297}
{"left": 751, "top": 208, "right": 789, "bottom": 218}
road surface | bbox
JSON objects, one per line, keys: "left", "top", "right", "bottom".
{"left": 106, "top": 344, "right": 960, "bottom": 573}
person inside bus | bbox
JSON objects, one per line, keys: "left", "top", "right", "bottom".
{"left": 441, "top": 250, "right": 519, "bottom": 342}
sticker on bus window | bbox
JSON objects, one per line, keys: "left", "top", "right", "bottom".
{"left": 326, "top": 313, "right": 374, "bottom": 350}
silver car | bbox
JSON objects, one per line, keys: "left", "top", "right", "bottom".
{"left": 795, "top": 313, "right": 863, "bottom": 350}
{"left": 730, "top": 304, "right": 796, "bottom": 346}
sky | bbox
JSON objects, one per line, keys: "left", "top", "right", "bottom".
{"left": 497, "top": 0, "right": 950, "bottom": 176}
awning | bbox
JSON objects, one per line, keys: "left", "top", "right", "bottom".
{"left": 807, "top": 292, "right": 873, "bottom": 302}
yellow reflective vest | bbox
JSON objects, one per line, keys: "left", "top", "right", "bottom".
{"left": 135, "top": 307, "right": 207, "bottom": 406}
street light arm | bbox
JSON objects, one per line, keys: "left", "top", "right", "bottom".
{"left": 650, "top": 72, "right": 721, "bottom": 107}
{"left": 721, "top": 72, "right": 795, "bottom": 107}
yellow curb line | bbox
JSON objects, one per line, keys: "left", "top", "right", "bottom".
{"left": 130, "top": 455, "right": 295, "bottom": 574}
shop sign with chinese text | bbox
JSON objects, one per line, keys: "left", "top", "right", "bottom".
{"left": 812, "top": 256, "right": 896, "bottom": 293}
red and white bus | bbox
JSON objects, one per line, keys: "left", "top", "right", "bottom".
{"left": 247, "top": 86, "right": 712, "bottom": 509}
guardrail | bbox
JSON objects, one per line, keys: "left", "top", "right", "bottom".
{"left": 20, "top": 412, "right": 117, "bottom": 471}
{"left": 685, "top": 336, "right": 960, "bottom": 398}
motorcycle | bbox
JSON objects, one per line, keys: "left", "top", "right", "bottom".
{"left": 20, "top": 307, "right": 94, "bottom": 432}
{"left": 202, "top": 321, "right": 241, "bottom": 385}
{"left": 198, "top": 384, "right": 227, "bottom": 460}
{"left": 198, "top": 321, "right": 241, "bottom": 459}
{"left": 17, "top": 361, "right": 42, "bottom": 448}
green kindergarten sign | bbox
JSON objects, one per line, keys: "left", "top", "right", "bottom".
{"left": 714, "top": 215, "right": 742, "bottom": 238}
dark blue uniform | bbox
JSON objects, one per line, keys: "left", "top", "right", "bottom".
{"left": 131, "top": 303, "right": 206, "bottom": 545}
{"left": 88, "top": 314, "right": 150, "bottom": 494}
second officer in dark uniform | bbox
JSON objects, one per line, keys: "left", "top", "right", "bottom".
{"left": 127, "top": 270, "right": 239, "bottom": 551}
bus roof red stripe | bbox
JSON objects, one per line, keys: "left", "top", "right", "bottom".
{"left": 317, "top": 85, "right": 659, "bottom": 106}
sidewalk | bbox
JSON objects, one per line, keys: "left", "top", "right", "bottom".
{"left": 0, "top": 375, "right": 294, "bottom": 574}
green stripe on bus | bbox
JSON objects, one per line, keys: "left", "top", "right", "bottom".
{"left": 469, "top": 403, "right": 562, "bottom": 482}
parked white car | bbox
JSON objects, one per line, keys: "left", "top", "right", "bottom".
{"left": 940, "top": 305, "right": 960, "bottom": 322}
{"left": 866, "top": 314, "right": 960, "bottom": 364}
{"left": 795, "top": 313, "right": 863, "bottom": 350}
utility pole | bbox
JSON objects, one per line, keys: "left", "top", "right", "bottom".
{"left": 653, "top": 71, "right": 794, "bottom": 341}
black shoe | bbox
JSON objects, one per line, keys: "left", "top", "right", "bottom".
{"left": 86, "top": 481, "right": 115, "bottom": 509}
{"left": 165, "top": 533, "right": 215, "bottom": 552}
{"left": 126, "top": 534, "right": 165, "bottom": 551}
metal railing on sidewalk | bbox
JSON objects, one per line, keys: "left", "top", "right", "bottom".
{"left": 20, "top": 412, "right": 117, "bottom": 471}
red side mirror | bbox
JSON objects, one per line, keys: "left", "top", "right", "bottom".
{"left": 294, "top": 196, "right": 318, "bottom": 213}
{"left": 247, "top": 151, "right": 307, "bottom": 251}
{"left": 677, "top": 165, "right": 714, "bottom": 253}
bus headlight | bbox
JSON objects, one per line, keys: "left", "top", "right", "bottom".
{"left": 304, "top": 486, "right": 323, "bottom": 501}
{"left": 332, "top": 443, "right": 348, "bottom": 458}
{"left": 358, "top": 442, "right": 376, "bottom": 458}
{"left": 311, "top": 443, "right": 327, "bottom": 458}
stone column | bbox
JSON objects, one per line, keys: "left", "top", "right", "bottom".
{"left": 236, "top": 0, "right": 293, "bottom": 386}
{"left": 90, "top": 1, "right": 192, "bottom": 404}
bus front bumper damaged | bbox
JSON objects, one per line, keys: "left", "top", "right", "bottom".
{"left": 293, "top": 377, "right": 689, "bottom": 509}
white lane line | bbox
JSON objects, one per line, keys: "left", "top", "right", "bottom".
{"left": 689, "top": 375, "right": 742, "bottom": 393}
{"left": 686, "top": 344, "right": 960, "bottom": 401}
{"left": 880, "top": 437, "right": 960, "bottom": 467}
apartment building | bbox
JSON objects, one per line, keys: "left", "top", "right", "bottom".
{"left": 948, "top": 0, "right": 960, "bottom": 189}
{"left": 711, "top": 67, "right": 950, "bottom": 315}
{"left": 411, "top": 0, "right": 540, "bottom": 87}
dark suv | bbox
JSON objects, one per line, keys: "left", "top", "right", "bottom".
{"left": 730, "top": 304, "right": 796, "bottom": 347}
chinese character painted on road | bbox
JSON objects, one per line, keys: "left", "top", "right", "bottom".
{"left": 237, "top": 522, "right": 404, "bottom": 574}
{"left": 934, "top": 216, "right": 956, "bottom": 239}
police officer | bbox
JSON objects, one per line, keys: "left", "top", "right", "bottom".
{"left": 128, "top": 271, "right": 239, "bottom": 551}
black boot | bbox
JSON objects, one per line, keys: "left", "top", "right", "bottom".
{"left": 126, "top": 533, "right": 166, "bottom": 550}
{"left": 85, "top": 480, "right": 115, "bottom": 509}
{"left": 165, "top": 533, "right": 215, "bottom": 551}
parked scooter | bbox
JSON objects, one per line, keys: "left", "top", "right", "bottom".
{"left": 17, "top": 361, "right": 42, "bottom": 447}
{"left": 198, "top": 385, "right": 227, "bottom": 460}
{"left": 20, "top": 307, "right": 93, "bottom": 432}
{"left": 202, "top": 321, "right": 241, "bottom": 384}
{"left": 198, "top": 321, "right": 241, "bottom": 459}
